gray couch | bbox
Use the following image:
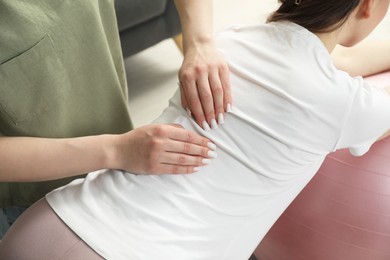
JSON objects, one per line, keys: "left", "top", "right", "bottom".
{"left": 114, "top": 0, "right": 182, "bottom": 58}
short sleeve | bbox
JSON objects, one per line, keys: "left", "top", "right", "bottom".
{"left": 336, "top": 76, "right": 390, "bottom": 156}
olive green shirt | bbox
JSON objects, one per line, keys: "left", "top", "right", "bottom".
{"left": 0, "top": 0, "right": 133, "bottom": 207}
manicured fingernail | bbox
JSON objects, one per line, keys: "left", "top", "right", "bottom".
{"left": 202, "top": 158, "right": 211, "bottom": 165}
{"left": 218, "top": 113, "right": 224, "bottom": 125}
{"left": 193, "top": 167, "right": 200, "bottom": 172}
{"left": 202, "top": 121, "right": 211, "bottom": 131}
{"left": 207, "top": 142, "right": 217, "bottom": 151}
{"left": 186, "top": 108, "right": 192, "bottom": 117}
{"left": 227, "top": 103, "right": 232, "bottom": 113}
{"left": 211, "top": 118, "right": 218, "bottom": 130}
{"left": 208, "top": 151, "right": 218, "bottom": 158}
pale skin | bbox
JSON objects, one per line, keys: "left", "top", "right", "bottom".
{"left": 322, "top": 0, "right": 390, "bottom": 139}
{"left": 332, "top": 39, "right": 390, "bottom": 77}
{"left": 174, "top": 0, "right": 232, "bottom": 130}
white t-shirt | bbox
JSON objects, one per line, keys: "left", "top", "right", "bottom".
{"left": 47, "top": 22, "right": 390, "bottom": 260}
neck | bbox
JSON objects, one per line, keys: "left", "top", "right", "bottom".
{"left": 313, "top": 12, "right": 356, "bottom": 54}
{"left": 315, "top": 29, "right": 343, "bottom": 53}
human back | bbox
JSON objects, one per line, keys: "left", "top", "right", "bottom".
{"left": 45, "top": 19, "right": 390, "bottom": 259}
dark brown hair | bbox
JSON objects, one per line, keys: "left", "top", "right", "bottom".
{"left": 267, "top": 0, "right": 362, "bottom": 33}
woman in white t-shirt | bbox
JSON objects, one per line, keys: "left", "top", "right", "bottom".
{"left": 1, "top": 0, "right": 390, "bottom": 259}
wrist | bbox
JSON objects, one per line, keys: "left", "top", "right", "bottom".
{"left": 184, "top": 33, "right": 214, "bottom": 44}
{"left": 183, "top": 34, "right": 214, "bottom": 51}
{"left": 103, "top": 132, "right": 137, "bottom": 171}
{"left": 100, "top": 134, "right": 123, "bottom": 170}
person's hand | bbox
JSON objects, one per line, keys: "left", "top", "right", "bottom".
{"left": 178, "top": 42, "right": 232, "bottom": 130}
{"left": 112, "top": 124, "right": 217, "bottom": 175}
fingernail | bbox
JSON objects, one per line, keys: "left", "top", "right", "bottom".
{"left": 208, "top": 151, "right": 218, "bottom": 158}
{"left": 207, "top": 142, "right": 217, "bottom": 151}
{"left": 211, "top": 118, "right": 218, "bottom": 130}
{"left": 186, "top": 108, "right": 192, "bottom": 117}
{"left": 202, "top": 121, "right": 211, "bottom": 131}
{"left": 227, "top": 103, "right": 232, "bottom": 113}
{"left": 202, "top": 158, "right": 211, "bottom": 165}
{"left": 193, "top": 167, "right": 200, "bottom": 172}
{"left": 218, "top": 113, "right": 224, "bottom": 125}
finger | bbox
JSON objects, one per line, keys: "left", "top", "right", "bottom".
{"left": 168, "top": 125, "right": 216, "bottom": 149}
{"left": 163, "top": 139, "right": 217, "bottom": 159}
{"left": 170, "top": 124, "right": 185, "bottom": 129}
{"left": 184, "top": 79, "right": 207, "bottom": 128}
{"left": 159, "top": 152, "right": 209, "bottom": 167}
{"left": 182, "top": 78, "right": 207, "bottom": 127}
{"left": 179, "top": 82, "right": 192, "bottom": 118}
{"left": 154, "top": 164, "right": 201, "bottom": 175}
{"left": 197, "top": 75, "right": 216, "bottom": 128}
{"left": 178, "top": 82, "right": 188, "bottom": 109}
{"left": 209, "top": 68, "right": 225, "bottom": 125}
{"left": 219, "top": 63, "right": 233, "bottom": 113}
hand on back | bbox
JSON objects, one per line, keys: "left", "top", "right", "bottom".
{"left": 178, "top": 42, "right": 232, "bottom": 130}
{"left": 114, "top": 124, "right": 217, "bottom": 175}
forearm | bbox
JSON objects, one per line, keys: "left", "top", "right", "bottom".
{"left": 174, "top": 0, "right": 232, "bottom": 128}
{"left": 0, "top": 135, "right": 117, "bottom": 182}
{"left": 0, "top": 124, "right": 216, "bottom": 181}
{"left": 174, "top": 0, "right": 214, "bottom": 53}
{"left": 332, "top": 39, "right": 390, "bottom": 77}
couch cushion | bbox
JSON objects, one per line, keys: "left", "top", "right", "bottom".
{"left": 115, "top": 0, "right": 167, "bottom": 32}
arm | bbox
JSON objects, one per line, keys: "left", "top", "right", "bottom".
{"left": 332, "top": 40, "right": 390, "bottom": 140}
{"left": 0, "top": 124, "right": 215, "bottom": 182}
{"left": 332, "top": 39, "right": 390, "bottom": 77}
{"left": 174, "top": 0, "right": 232, "bottom": 130}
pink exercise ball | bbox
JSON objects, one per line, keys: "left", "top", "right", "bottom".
{"left": 254, "top": 136, "right": 390, "bottom": 260}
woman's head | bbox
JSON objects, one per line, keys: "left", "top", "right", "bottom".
{"left": 267, "top": 0, "right": 361, "bottom": 33}
{"left": 267, "top": 0, "right": 389, "bottom": 46}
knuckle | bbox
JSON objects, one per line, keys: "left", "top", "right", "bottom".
{"left": 171, "top": 165, "right": 179, "bottom": 174}
{"left": 181, "top": 70, "right": 195, "bottom": 82}
{"left": 177, "top": 155, "right": 186, "bottom": 164}
{"left": 195, "top": 64, "right": 207, "bottom": 74}
{"left": 199, "top": 92, "right": 213, "bottom": 101}
{"left": 150, "top": 138, "right": 162, "bottom": 150}
{"left": 186, "top": 131, "right": 193, "bottom": 142}
{"left": 188, "top": 97, "right": 201, "bottom": 107}
{"left": 152, "top": 125, "right": 167, "bottom": 137}
{"left": 212, "top": 85, "right": 223, "bottom": 95}
{"left": 183, "top": 142, "right": 191, "bottom": 153}
{"left": 222, "top": 80, "right": 231, "bottom": 89}
{"left": 219, "top": 62, "right": 229, "bottom": 71}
